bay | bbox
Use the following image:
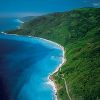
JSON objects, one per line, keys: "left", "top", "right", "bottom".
{"left": 0, "top": 34, "right": 63, "bottom": 100}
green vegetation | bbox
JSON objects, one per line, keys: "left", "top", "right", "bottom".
{"left": 7, "top": 8, "right": 100, "bottom": 100}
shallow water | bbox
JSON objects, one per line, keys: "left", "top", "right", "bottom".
{"left": 0, "top": 34, "right": 63, "bottom": 100}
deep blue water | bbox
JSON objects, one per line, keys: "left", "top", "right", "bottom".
{"left": 0, "top": 34, "right": 63, "bottom": 100}
{"left": 0, "top": 18, "right": 23, "bottom": 32}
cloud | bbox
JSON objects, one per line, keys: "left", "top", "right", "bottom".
{"left": 83, "top": 0, "right": 100, "bottom": 7}
{"left": 92, "top": 2, "right": 100, "bottom": 7}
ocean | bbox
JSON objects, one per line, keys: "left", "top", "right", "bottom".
{"left": 0, "top": 32, "right": 63, "bottom": 100}
{"left": 0, "top": 18, "right": 23, "bottom": 32}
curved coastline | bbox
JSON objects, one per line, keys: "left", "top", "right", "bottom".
{"left": 0, "top": 32, "right": 66, "bottom": 100}
{"left": 40, "top": 37, "right": 66, "bottom": 100}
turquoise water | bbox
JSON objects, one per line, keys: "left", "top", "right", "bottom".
{"left": 0, "top": 34, "right": 63, "bottom": 100}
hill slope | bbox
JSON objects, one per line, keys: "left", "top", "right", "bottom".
{"left": 7, "top": 8, "right": 100, "bottom": 100}
{"left": 19, "top": 16, "right": 37, "bottom": 22}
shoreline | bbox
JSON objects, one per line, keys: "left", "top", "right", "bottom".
{"left": 37, "top": 38, "right": 66, "bottom": 100}
{"left": 42, "top": 38, "right": 66, "bottom": 100}
{"left": 49, "top": 47, "right": 66, "bottom": 100}
{"left": 0, "top": 32, "right": 66, "bottom": 100}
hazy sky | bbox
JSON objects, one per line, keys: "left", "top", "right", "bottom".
{"left": 0, "top": 0, "right": 100, "bottom": 17}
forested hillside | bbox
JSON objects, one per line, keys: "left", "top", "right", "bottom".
{"left": 7, "top": 8, "right": 100, "bottom": 100}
